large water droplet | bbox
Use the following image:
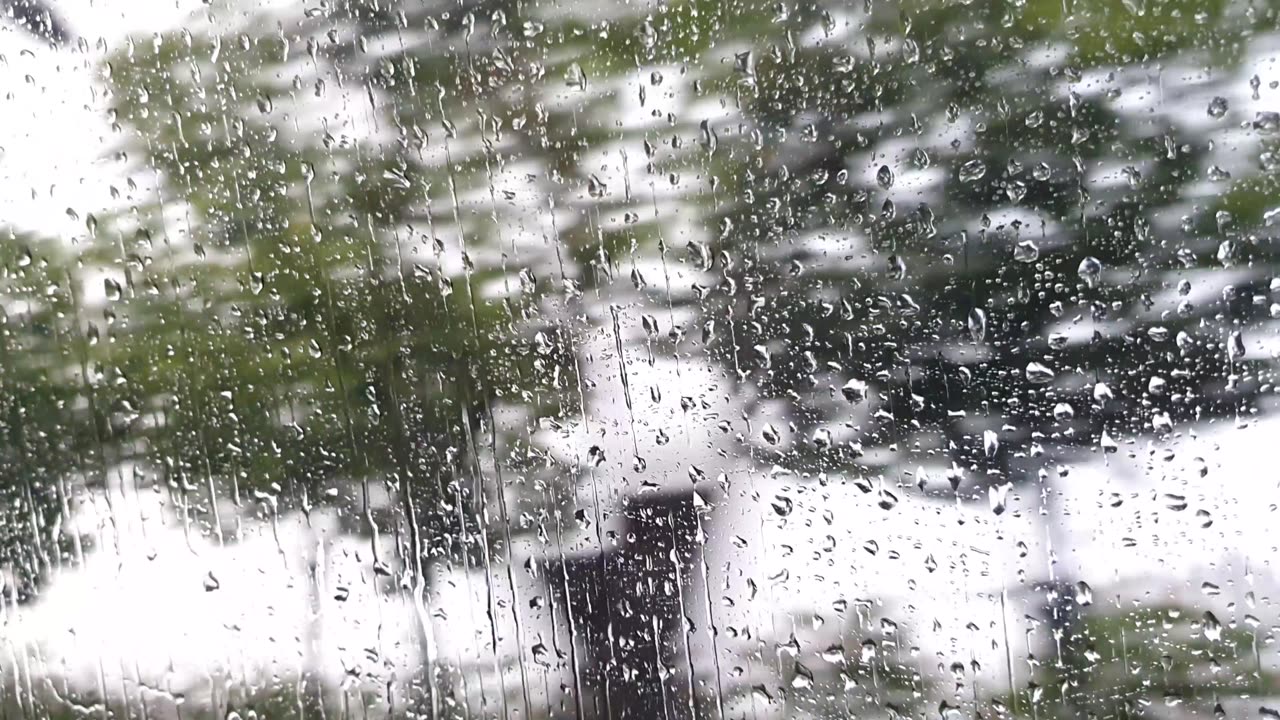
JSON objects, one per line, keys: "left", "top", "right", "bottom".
{"left": 958, "top": 159, "right": 987, "bottom": 183}
{"left": 762, "top": 424, "right": 781, "bottom": 445}
{"left": 1013, "top": 240, "right": 1040, "bottom": 263}
{"left": 1100, "top": 430, "right": 1119, "bottom": 453}
{"left": 1094, "top": 382, "right": 1114, "bottom": 405}
{"left": 1025, "top": 362, "right": 1056, "bottom": 384}
{"left": 967, "top": 308, "right": 987, "bottom": 342}
{"left": 842, "top": 379, "right": 869, "bottom": 403}
{"left": 876, "top": 164, "right": 894, "bottom": 189}
{"left": 982, "top": 430, "right": 999, "bottom": 458}
{"left": 1077, "top": 256, "right": 1103, "bottom": 288}
{"left": 1075, "top": 580, "right": 1093, "bottom": 606}
{"left": 1229, "top": 331, "right": 1246, "bottom": 360}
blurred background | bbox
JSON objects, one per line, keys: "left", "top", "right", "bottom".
{"left": 1, "top": 0, "right": 1280, "bottom": 717}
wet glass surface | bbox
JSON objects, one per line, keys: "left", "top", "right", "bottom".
{"left": 2, "top": 0, "right": 1280, "bottom": 717}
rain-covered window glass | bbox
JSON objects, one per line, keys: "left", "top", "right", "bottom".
{"left": 1, "top": 0, "right": 1279, "bottom": 717}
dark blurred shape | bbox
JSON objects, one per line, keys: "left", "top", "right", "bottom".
{"left": 4, "top": 0, "right": 69, "bottom": 44}
{"left": 548, "top": 492, "right": 703, "bottom": 718}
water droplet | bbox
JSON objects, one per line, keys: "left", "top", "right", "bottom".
{"left": 771, "top": 495, "right": 793, "bottom": 517}
{"left": 1207, "top": 96, "right": 1229, "bottom": 118}
{"left": 1094, "top": 382, "right": 1114, "bottom": 405}
{"left": 637, "top": 20, "right": 657, "bottom": 48}
{"left": 1013, "top": 240, "right": 1040, "bottom": 263}
{"left": 967, "top": 308, "right": 987, "bottom": 343}
{"left": 886, "top": 254, "right": 906, "bottom": 280}
{"left": 762, "top": 424, "right": 781, "bottom": 445}
{"left": 1100, "top": 430, "right": 1119, "bottom": 453}
{"left": 1122, "top": 165, "right": 1142, "bottom": 188}
{"left": 989, "top": 484, "right": 1010, "bottom": 515}
{"left": 564, "top": 62, "right": 587, "bottom": 90}
{"left": 958, "top": 159, "right": 987, "bottom": 183}
{"left": 1006, "top": 180, "right": 1027, "bottom": 203}
{"left": 699, "top": 119, "right": 718, "bottom": 154}
{"left": 587, "top": 174, "right": 608, "bottom": 199}
{"left": 1203, "top": 611, "right": 1223, "bottom": 641}
{"left": 812, "top": 428, "right": 832, "bottom": 449}
{"left": 876, "top": 164, "right": 894, "bottom": 189}
{"left": 877, "top": 486, "right": 899, "bottom": 511}
{"left": 641, "top": 314, "right": 659, "bottom": 339}
{"left": 1229, "top": 331, "right": 1246, "bottom": 360}
{"left": 1025, "top": 362, "right": 1056, "bottom": 384}
{"left": 983, "top": 430, "right": 999, "bottom": 458}
{"left": 1075, "top": 580, "right": 1093, "bottom": 606}
{"left": 791, "top": 661, "right": 814, "bottom": 689}
{"left": 754, "top": 344, "right": 771, "bottom": 368}
{"left": 1077, "top": 256, "right": 1103, "bottom": 288}
{"left": 588, "top": 445, "right": 606, "bottom": 467}
{"left": 841, "top": 379, "right": 869, "bottom": 403}
{"left": 104, "top": 277, "right": 123, "bottom": 301}
{"left": 687, "top": 240, "right": 711, "bottom": 270}
{"left": 1218, "top": 239, "right": 1238, "bottom": 267}
{"left": 518, "top": 267, "right": 537, "bottom": 294}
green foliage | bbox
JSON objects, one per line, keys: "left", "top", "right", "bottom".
{"left": 997, "top": 603, "right": 1277, "bottom": 720}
